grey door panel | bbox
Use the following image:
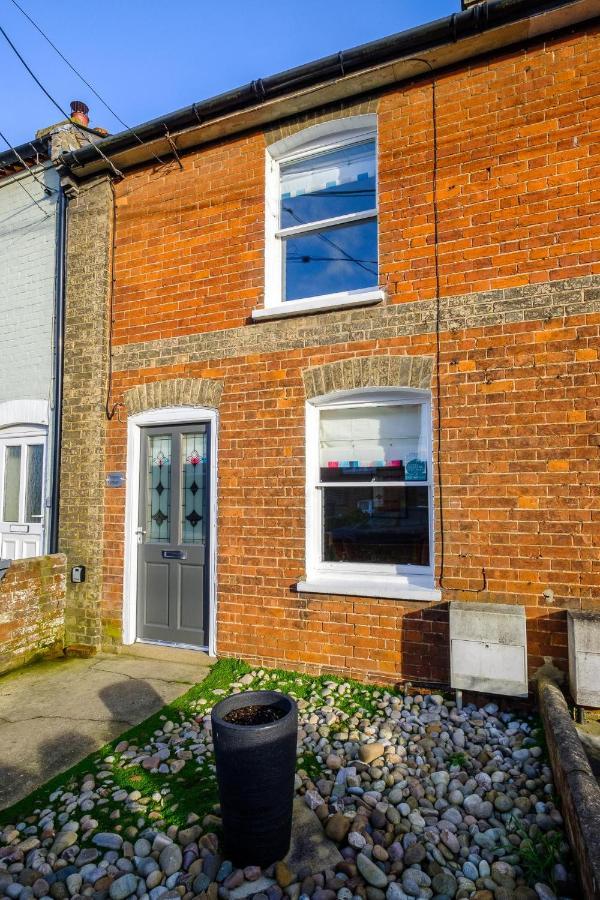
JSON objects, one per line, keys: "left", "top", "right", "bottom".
{"left": 180, "top": 564, "right": 205, "bottom": 630}
{"left": 145, "top": 562, "right": 170, "bottom": 626}
{"left": 137, "top": 423, "right": 210, "bottom": 648}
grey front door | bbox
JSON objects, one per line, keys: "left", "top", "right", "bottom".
{"left": 137, "top": 423, "right": 210, "bottom": 648}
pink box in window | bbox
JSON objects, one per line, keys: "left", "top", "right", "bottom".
{"left": 390, "top": 459, "right": 403, "bottom": 467}
{"left": 327, "top": 461, "right": 339, "bottom": 468}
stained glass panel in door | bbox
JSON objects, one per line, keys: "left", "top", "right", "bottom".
{"left": 181, "top": 432, "right": 206, "bottom": 544}
{"left": 146, "top": 435, "right": 171, "bottom": 542}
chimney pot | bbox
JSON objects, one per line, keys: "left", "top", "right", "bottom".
{"left": 70, "top": 99, "right": 90, "bottom": 127}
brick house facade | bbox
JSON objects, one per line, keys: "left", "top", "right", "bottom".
{"left": 58, "top": 2, "right": 599, "bottom": 686}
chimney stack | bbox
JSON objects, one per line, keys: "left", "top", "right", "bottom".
{"left": 70, "top": 100, "right": 90, "bottom": 128}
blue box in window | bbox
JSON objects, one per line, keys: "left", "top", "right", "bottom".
{"left": 405, "top": 458, "right": 427, "bottom": 481}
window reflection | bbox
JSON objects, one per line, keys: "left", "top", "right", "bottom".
{"left": 323, "top": 486, "right": 429, "bottom": 566}
{"left": 3, "top": 446, "right": 21, "bottom": 523}
{"left": 25, "top": 445, "right": 43, "bottom": 522}
{"left": 280, "top": 140, "right": 376, "bottom": 228}
{"left": 279, "top": 138, "right": 378, "bottom": 303}
{"left": 283, "top": 220, "right": 377, "bottom": 301}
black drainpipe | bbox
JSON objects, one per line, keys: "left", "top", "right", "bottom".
{"left": 48, "top": 185, "right": 67, "bottom": 554}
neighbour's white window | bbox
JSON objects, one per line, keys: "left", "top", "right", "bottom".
{"left": 2, "top": 441, "right": 44, "bottom": 524}
{"left": 0, "top": 425, "right": 47, "bottom": 561}
{"left": 304, "top": 390, "right": 436, "bottom": 599}
{"left": 262, "top": 117, "right": 382, "bottom": 316}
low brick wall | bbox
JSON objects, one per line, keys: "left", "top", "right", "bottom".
{"left": 0, "top": 554, "right": 67, "bottom": 676}
{"left": 538, "top": 676, "right": 600, "bottom": 899}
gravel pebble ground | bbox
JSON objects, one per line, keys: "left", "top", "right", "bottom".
{"left": 0, "top": 667, "right": 577, "bottom": 900}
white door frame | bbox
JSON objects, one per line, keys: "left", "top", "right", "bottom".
{"left": 123, "top": 406, "right": 218, "bottom": 656}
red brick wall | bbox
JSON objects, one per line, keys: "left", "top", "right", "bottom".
{"left": 100, "top": 23, "right": 600, "bottom": 686}
{"left": 378, "top": 26, "right": 598, "bottom": 300}
{"left": 113, "top": 133, "right": 265, "bottom": 343}
{"left": 112, "top": 25, "right": 599, "bottom": 341}
{"left": 0, "top": 555, "right": 67, "bottom": 675}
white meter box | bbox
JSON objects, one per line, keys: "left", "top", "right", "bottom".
{"left": 568, "top": 611, "right": 600, "bottom": 708}
{"left": 450, "top": 602, "right": 528, "bottom": 697}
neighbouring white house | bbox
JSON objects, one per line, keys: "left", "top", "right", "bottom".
{"left": 0, "top": 102, "right": 103, "bottom": 559}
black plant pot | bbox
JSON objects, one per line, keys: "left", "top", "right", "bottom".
{"left": 211, "top": 690, "right": 298, "bottom": 868}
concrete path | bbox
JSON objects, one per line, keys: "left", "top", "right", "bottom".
{"left": 0, "top": 648, "right": 213, "bottom": 811}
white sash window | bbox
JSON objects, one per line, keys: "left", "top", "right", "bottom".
{"left": 257, "top": 116, "right": 385, "bottom": 320}
{"left": 301, "top": 389, "right": 439, "bottom": 601}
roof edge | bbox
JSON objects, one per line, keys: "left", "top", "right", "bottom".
{"left": 0, "top": 137, "right": 49, "bottom": 175}
{"left": 61, "top": 0, "right": 598, "bottom": 178}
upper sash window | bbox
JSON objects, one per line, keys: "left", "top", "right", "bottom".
{"left": 263, "top": 117, "right": 380, "bottom": 313}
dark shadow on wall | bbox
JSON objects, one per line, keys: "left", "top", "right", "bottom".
{"left": 397, "top": 601, "right": 570, "bottom": 705}
{"left": 400, "top": 601, "right": 450, "bottom": 689}
{"left": 526, "top": 607, "right": 569, "bottom": 683}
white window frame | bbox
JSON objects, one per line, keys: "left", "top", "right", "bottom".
{"left": 0, "top": 426, "right": 47, "bottom": 526}
{"left": 254, "top": 116, "right": 385, "bottom": 321}
{"left": 299, "top": 388, "right": 440, "bottom": 602}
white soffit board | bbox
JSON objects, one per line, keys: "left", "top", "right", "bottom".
{"left": 450, "top": 602, "right": 528, "bottom": 697}
{"left": 568, "top": 611, "right": 600, "bottom": 708}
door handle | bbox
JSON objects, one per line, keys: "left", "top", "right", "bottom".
{"left": 135, "top": 526, "right": 146, "bottom": 544}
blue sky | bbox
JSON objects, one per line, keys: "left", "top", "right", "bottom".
{"left": 1, "top": 0, "right": 457, "bottom": 148}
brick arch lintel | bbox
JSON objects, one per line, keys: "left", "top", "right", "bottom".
{"left": 303, "top": 355, "right": 434, "bottom": 400}
{"left": 123, "top": 378, "right": 224, "bottom": 416}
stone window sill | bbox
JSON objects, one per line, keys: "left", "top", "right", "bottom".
{"left": 251, "top": 289, "right": 384, "bottom": 321}
{"left": 296, "top": 577, "right": 441, "bottom": 602}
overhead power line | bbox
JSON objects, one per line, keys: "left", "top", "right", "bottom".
{"left": 1, "top": 176, "right": 50, "bottom": 217}
{"left": 0, "top": 133, "right": 51, "bottom": 217}
{"left": 0, "top": 20, "right": 123, "bottom": 178}
{"left": 0, "top": 127, "right": 55, "bottom": 195}
{"left": 288, "top": 254, "right": 377, "bottom": 265}
{"left": 8, "top": 0, "right": 133, "bottom": 134}
{"left": 282, "top": 204, "right": 377, "bottom": 277}
{"left": 7, "top": 0, "right": 166, "bottom": 168}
